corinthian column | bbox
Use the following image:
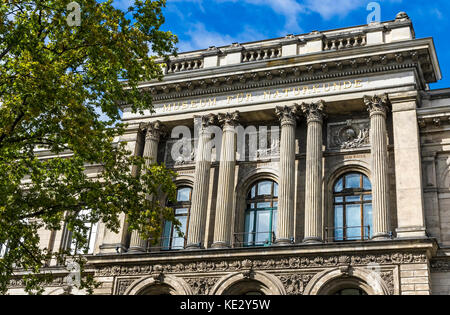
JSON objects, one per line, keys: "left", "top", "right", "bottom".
{"left": 129, "top": 121, "right": 165, "bottom": 253}
{"left": 186, "top": 114, "right": 216, "bottom": 250}
{"left": 301, "top": 100, "right": 326, "bottom": 244}
{"left": 275, "top": 106, "right": 299, "bottom": 245}
{"left": 364, "top": 94, "right": 391, "bottom": 240}
{"left": 212, "top": 111, "right": 240, "bottom": 249}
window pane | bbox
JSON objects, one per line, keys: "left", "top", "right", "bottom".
{"left": 273, "top": 201, "right": 278, "bottom": 208}
{"left": 363, "top": 194, "right": 372, "bottom": 201}
{"left": 272, "top": 211, "right": 278, "bottom": 238}
{"left": 346, "top": 204, "right": 362, "bottom": 240}
{"left": 255, "top": 211, "right": 271, "bottom": 245}
{"left": 162, "top": 221, "right": 172, "bottom": 249}
{"left": 171, "top": 216, "right": 187, "bottom": 249}
{"left": 257, "top": 181, "right": 272, "bottom": 196}
{"left": 87, "top": 223, "right": 98, "bottom": 254}
{"left": 334, "top": 197, "right": 344, "bottom": 203}
{"left": 363, "top": 176, "right": 372, "bottom": 190}
{"left": 334, "top": 205, "right": 344, "bottom": 240}
{"left": 273, "top": 183, "right": 278, "bottom": 197}
{"left": 256, "top": 202, "right": 271, "bottom": 209}
{"left": 250, "top": 185, "right": 256, "bottom": 199}
{"left": 175, "top": 208, "right": 188, "bottom": 215}
{"left": 334, "top": 178, "right": 343, "bottom": 192}
{"left": 345, "top": 174, "right": 361, "bottom": 189}
{"left": 177, "top": 188, "right": 191, "bottom": 202}
{"left": 345, "top": 196, "right": 361, "bottom": 203}
{"left": 363, "top": 204, "right": 373, "bottom": 239}
{"left": 244, "top": 211, "right": 255, "bottom": 245}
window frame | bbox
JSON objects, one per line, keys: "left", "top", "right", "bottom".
{"left": 162, "top": 186, "right": 192, "bottom": 250}
{"left": 332, "top": 172, "right": 372, "bottom": 242}
{"left": 244, "top": 180, "right": 278, "bottom": 247}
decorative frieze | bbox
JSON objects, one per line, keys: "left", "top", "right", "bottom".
{"left": 94, "top": 252, "right": 428, "bottom": 277}
{"left": 145, "top": 49, "right": 432, "bottom": 103}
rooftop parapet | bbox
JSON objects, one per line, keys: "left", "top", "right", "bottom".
{"left": 158, "top": 12, "right": 416, "bottom": 74}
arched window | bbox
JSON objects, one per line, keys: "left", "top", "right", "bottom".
{"left": 333, "top": 172, "right": 372, "bottom": 241}
{"left": 333, "top": 288, "right": 368, "bottom": 295}
{"left": 0, "top": 242, "right": 8, "bottom": 258}
{"left": 62, "top": 210, "right": 98, "bottom": 255}
{"left": 244, "top": 180, "right": 278, "bottom": 247}
{"left": 162, "top": 187, "right": 192, "bottom": 250}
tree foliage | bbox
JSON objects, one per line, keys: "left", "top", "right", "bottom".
{"left": 0, "top": 0, "right": 178, "bottom": 294}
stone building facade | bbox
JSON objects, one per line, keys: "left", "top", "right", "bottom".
{"left": 7, "top": 12, "right": 450, "bottom": 295}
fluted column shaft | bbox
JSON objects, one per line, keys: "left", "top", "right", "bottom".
{"left": 365, "top": 95, "right": 391, "bottom": 240}
{"left": 302, "top": 101, "right": 326, "bottom": 243}
{"left": 186, "top": 115, "right": 215, "bottom": 249}
{"left": 275, "top": 106, "right": 298, "bottom": 245}
{"left": 212, "top": 112, "right": 240, "bottom": 249}
{"left": 129, "top": 122, "right": 164, "bottom": 252}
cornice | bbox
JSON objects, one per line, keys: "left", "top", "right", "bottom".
{"left": 129, "top": 47, "right": 435, "bottom": 106}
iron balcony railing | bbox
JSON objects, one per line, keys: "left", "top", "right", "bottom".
{"left": 233, "top": 231, "right": 276, "bottom": 248}
{"left": 325, "top": 226, "right": 371, "bottom": 243}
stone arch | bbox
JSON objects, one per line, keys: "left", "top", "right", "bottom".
{"left": 174, "top": 175, "right": 195, "bottom": 188}
{"left": 123, "top": 275, "right": 193, "bottom": 295}
{"left": 441, "top": 164, "right": 450, "bottom": 189}
{"left": 234, "top": 168, "right": 279, "bottom": 246}
{"left": 303, "top": 267, "right": 390, "bottom": 295}
{"left": 324, "top": 161, "right": 371, "bottom": 241}
{"left": 210, "top": 271, "right": 286, "bottom": 295}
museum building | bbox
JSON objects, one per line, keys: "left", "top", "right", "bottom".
{"left": 7, "top": 12, "right": 450, "bottom": 295}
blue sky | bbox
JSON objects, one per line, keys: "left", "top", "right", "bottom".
{"left": 115, "top": 0, "right": 450, "bottom": 90}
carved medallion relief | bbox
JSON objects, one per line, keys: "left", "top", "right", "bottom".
{"left": 327, "top": 119, "right": 370, "bottom": 150}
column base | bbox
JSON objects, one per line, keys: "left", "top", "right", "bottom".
{"left": 99, "top": 243, "right": 127, "bottom": 254}
{"left": 275, "top": 238, "right": 294, "bottom": 246}
{"left": 127, "top": 246, "right": 146, "bottom": 253}
{"left": 396, "top": 227, "right": 427, "bottom": 239}
{"left": 211, "top": 242, "right": 230, "bottom": 249}
{"left": 371, "top": 232, "right": 392, "bottom": 241}
{"left": 302, "top": 237, "right": 323, "bottom": 244}
{"left": 185, "top": 243, "right": 203, "bottom": 250}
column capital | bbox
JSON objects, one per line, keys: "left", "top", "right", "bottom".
{"left": 300, "top": 100, "right": 327, "bottom": 124}
{"left": 218, "top": 111, "right": 240, "bottom": 129}
{"left": 364, "top": 94, "right": 391, "bottom": 117}
{"left": 195, "top": 114, "right": 216, "bottom": 129}
{"left": 276, "top": 105, "right": 299, "bottom": 127}
{"left": 140, "top": 121, "right": 167, "bottom": 142}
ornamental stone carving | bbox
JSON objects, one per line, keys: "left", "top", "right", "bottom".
{"left": 327, "top": 119, "right": 370, "bottom": 150}
{"left": 185, "top": 277, "right": 220, "bottom": 295}
{"left": 94, "top": 252, "right": 428, "bottom": 277}
{"left": 364, "top": 94, "right": 391, "bottom": 117}
{"left": 277, "top": 274, "right": 315, "bottom": 295}
{"left": 140, "top": 121, "right": 167, "bottom": 142}
{"left": 275, "top": 105, "right": 300, "bottom": 126}
{"left": 218, "top": 111, "right": 240, "bottom": 128}
{"left": 300, "top": 100, "right": 326, "bottom": 123}
{"left": 116, "top": 278, "right": 138, "bottom": 295}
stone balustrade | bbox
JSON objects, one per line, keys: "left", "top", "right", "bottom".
{"left": 242, "top": 46, "right": 282, "bottom": 63}
{"left": 323, "top": 34, "right": 367, "bottom": 51}
{"left": 158, "top": 13, "right": 413, "bottom": 75}
{"left": 166, "top": 58, "right": 204, "bottom": 73}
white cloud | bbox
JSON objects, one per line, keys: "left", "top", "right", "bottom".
{"left": 177, "top": 23, "right": 266, "bottom": 52}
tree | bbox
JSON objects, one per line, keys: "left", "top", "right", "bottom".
{"left": 0, "top": 0, "right": 179, "bottom": 294}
